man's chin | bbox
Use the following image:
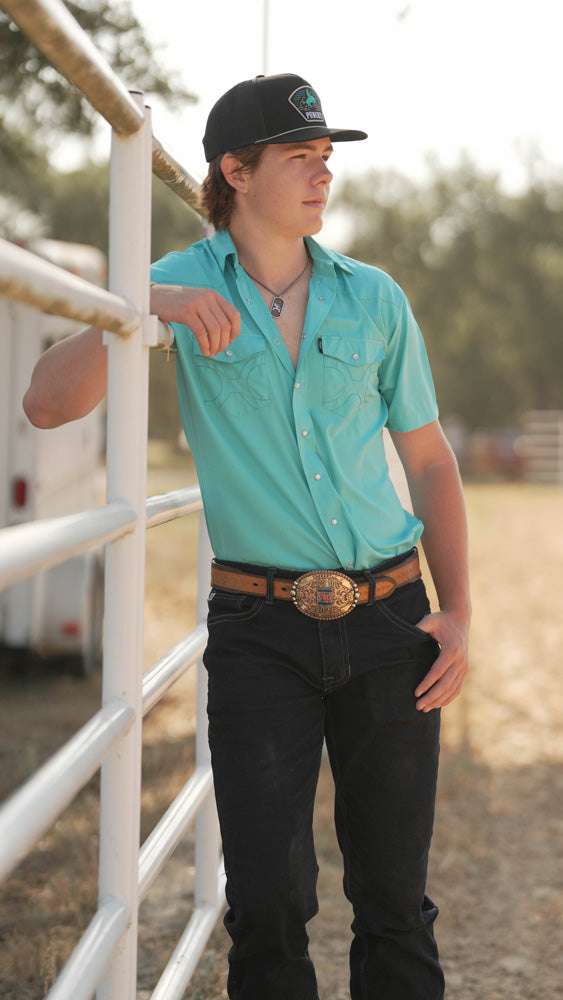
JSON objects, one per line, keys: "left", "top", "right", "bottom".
{"left": 304, "top": 217, "right": 324, "bottom": 237}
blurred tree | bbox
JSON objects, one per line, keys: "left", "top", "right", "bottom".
{"left": 42, "top": 161, "right": 202, "bottom": 259}
{"left": 0, "top": 0, "right": 194, "bottom": 138}
{"left": 0, "top": 0, "right": 196, "bottom": 236}
{"left": 336, "top": 161, "right": 563, "bottom": 428}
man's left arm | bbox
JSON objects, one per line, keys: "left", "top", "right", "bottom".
{"left": 390, "top": 420, "right": 472, "bottom": 712}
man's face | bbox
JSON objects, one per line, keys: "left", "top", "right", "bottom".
{"left": 242, "top": 137, "right": 334, "bottom": 239}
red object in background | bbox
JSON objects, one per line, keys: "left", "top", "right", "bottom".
{"left": 12, "top": 477, "right": 27, "bottom": 508}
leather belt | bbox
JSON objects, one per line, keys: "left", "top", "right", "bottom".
{"left": 210, "top": 551, "right": 421, "bottom": 620}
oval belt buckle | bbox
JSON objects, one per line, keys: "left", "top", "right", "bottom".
{"left": 291, "top": 570, "right": 360, "bottom": 620}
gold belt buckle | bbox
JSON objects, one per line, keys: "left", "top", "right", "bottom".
{"left": 291, "top": 570, "right": 360, "bottom": 620}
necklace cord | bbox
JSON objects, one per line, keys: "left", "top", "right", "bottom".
{"left": 242, "top": 253, "right": 311, "bottom": 318}
{"left": 243, "top": 254, "right": 310, "bottom": 298}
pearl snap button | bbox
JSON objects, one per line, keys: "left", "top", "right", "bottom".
{"left": 352, "top": 353, "right": 359, "bottom": 360}
{"left": 331, "top": 518, "right": 338, "bottom": 525}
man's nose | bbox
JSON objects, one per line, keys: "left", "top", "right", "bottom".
{"left": 314, "top": 161, "right": 333, "bottom": 184}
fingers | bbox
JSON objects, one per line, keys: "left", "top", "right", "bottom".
{"left": 413, "top": 611, "right": 469, "bottom": 712}
{"left": 183, "top": 292, "right": 241, "bottom": 357}
{"left": 189, "top": 303, "right": 233, "bottom": 356}
{"left": 150, "top": 285, "right": 241, "bottom": 357}
{"left": 415, "top": 653, "right": 467, "bottom": 712}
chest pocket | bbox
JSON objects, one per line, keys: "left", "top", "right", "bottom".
{"left": 192, "top": 334, "right": 270, "bottom": 418}
{"left": 321, "top": 336, "right": 385, "bottom": 416}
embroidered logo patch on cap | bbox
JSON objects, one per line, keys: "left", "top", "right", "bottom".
{"left": 288, "top": 86, "right": 325, "bottom": 124}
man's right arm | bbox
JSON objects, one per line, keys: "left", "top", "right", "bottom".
{"left": 23, "top": 325, "right": 108, "bottom": 429}
{"left": 23, "top": 286, "right": 241, "bottom": 429}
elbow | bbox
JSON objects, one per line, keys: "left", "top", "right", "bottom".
{"left": 23, "top": 386, "right": 64, "bottom": 428}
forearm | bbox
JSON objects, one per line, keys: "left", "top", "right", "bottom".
{"left": 22, "top": 282, "right": 241, "bottom": 429}
{"left": 23, "top": 326, "right": 107, "bottom": 428}
{"left": 391, "top": 421, "right": 470, "bottom": 709}
{"left": 408, "top": 450, "right": 471, "bottom": 625}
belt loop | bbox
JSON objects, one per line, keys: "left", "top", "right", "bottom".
{"left": 266, "top": 567, "right": 277, "bottom": 604}
{"left": 363, "top": 569, "right": 376, "bottom": 606}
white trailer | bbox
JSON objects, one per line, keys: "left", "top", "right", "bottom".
{"left": 0, "top": 240, "right": 106, "bottom": 674}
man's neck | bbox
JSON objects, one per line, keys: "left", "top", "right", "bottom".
{"left": 228, "top": 222, "right": 310, "bottom": 292}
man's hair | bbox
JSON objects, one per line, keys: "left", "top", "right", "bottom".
{"left": 199, "top": 145, "right": 266, "bottom": 231}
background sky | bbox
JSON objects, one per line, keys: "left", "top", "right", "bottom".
{"left": 125, "top": 0, "right": 562, "bottom": 207}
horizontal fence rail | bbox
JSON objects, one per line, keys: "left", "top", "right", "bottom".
{"left": 150, "top": 865, "right": 227, "bottom": 1000}
{"left": 142, "top": 625, "right": 208, "bottom": 716}
{"left": 0, "top": 488, "right": 204, "bottom": 594}
{"left": 152, "top": 136, "right": 202, "bottom": 214}
{"left": 46, "top": 898, "right": 130, "bottom": 1000}
{"left": 138, "top": 763, "right": 214, "bottom": 901}
{"left": 146, "top": 486, "right": 204, "bottom": 527}
{"left": 0, "top": 237, "right": 173, "bottom": 346}
{"left": 1, "top": 0, "right": 145, "bottom": 137}
{"left": 0, "top": 698, "right": 134, "bottom": 881}
{"left": 0, "top": 500, "right": 136, "bottom": 590}
{"left": 0, "top": 237, "right": 141, "bottom": 333}
{"left": 521, "top": 410, "right": 563, "bottom": 484}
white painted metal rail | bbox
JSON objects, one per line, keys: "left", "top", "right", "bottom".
{"left": 0, "top": 2, "right": 224, "bottom": 998}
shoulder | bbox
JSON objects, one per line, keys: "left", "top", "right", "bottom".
{"left": 338, "top": 254, "right": 406, "bottom": 311}
{"left": 309, "top": 238, "right": 406, "bottom": 308}
{"left": 150, "top": 236, "right": 221, "bottom": 286}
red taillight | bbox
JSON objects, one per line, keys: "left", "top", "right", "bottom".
{"left": 13, "top": 477, "right": 27, "bottom": 508}
{"left": 60, "top": 621, "right": 81, "bottom": 636}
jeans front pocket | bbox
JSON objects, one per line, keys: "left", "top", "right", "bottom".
{"left": 207, "top": 589, "right": 265, "bottom": 627}
{"left": 375, "top": 579, "right": 439, "bottom": 647}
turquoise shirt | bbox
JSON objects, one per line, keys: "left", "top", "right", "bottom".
{"left": 150, "top": 229, "right": 438, "bottom": 571}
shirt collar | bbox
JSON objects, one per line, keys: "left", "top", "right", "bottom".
{"left": 208, "top": 229, "right": 353, "bottom": 279}
{"left": 305, "top": 236, "right": 353, "bottom": 278}
{"left": 209, "top": 228, "right": 239, "bottom": 272}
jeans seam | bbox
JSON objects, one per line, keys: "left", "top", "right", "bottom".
{"left": 207, "top": 598, "right": 265, "bottom": 627}
{"left": 325, "top": 706, "right": 353, "bottom": 904}
{"left": 374, "top": 595, "right": 430, "bottom": 639}
{"left": 359, "top": 930, "right": 369, "bottom": 1000}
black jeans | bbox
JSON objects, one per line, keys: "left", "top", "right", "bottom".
{"left": 204, "top": 559, "right": 444, "bottom": 1000}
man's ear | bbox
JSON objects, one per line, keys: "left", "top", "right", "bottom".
{"left": 221, "top": 153, "right": 248, "bottom": 192}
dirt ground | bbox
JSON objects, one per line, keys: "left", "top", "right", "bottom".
{"left": 1, "top": 479, "right": 563, "bottom": 999}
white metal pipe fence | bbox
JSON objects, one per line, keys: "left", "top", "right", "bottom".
{"left": 0, "top": 1, "right": 224, "bottom": 997}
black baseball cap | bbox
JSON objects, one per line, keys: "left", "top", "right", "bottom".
{"left": 203, "top": 73, "right": 367, "bottom": 162}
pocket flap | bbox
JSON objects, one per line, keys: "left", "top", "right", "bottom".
{"left": 192, "top": 333, "right": 265, "bottom": 363}
{"left": 320, "top": 336, "right": 385, "bottom": 366}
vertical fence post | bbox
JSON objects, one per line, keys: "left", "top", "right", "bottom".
{"left": 195, "top": 514, "right": 222, "bottom": 908}
{"left": 96, "top": 93, "right": 152, "bottom": 1000}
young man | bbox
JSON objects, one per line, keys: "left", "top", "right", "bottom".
{"left": 24, "top": 74, "right": 470, "bottom": 1000}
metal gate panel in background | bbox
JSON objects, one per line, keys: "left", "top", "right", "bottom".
{"left": 0, "top": 1, "right": 224, "bottom": 998}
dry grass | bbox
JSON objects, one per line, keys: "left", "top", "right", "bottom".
{"left": 1, "top": 456, "right": 563, "bottom": 999}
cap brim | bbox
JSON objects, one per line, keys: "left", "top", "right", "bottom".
{"left": 255, "top": 126, "right": 367, "bottom": 145}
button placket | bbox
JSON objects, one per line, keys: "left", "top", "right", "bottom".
{"left": 290, "top": 271, "right": 355, "bottom": 568}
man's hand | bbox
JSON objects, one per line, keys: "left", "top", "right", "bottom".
{"left": 414, "top": 610, "right": 469, "bottom": 712}
{"left": 150, "top": 284, "right": 241, "bottom": 357}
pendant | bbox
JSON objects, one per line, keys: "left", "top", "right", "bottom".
{"left": 270, "top": 296, "right": 284, "bottom": 318}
